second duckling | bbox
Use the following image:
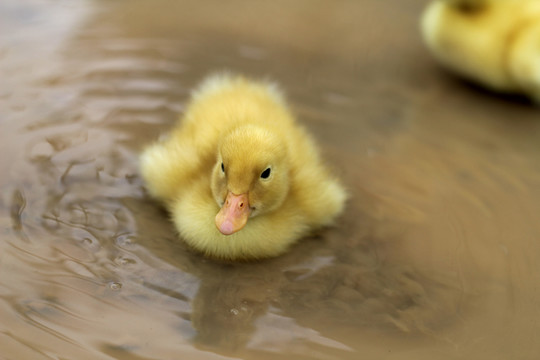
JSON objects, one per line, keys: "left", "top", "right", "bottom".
{"left": 421, "top": 0, "right": 540, "bottom": 102}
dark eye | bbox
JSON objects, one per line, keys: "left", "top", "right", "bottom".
{"left": 260, "top": 167, "right": 271, "bottom": 179}
{"left": 221, "top": 162, "right": 225, "bottom": 173}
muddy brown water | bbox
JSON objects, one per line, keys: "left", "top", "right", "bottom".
{"left": 2, "top": 1, "right": 540, "bottom": 359}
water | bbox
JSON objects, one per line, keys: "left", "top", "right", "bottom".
{"left": 1, "top": 1, "right": 540, "bottom": 359}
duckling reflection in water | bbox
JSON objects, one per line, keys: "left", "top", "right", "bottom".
{"left": 422, "top": 0, "right": 540, "bottom": 102}
{"left": 140, "top": 73, "right": 346, "bottom": 260}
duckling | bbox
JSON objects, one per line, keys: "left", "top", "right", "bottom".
{"left": 140, "top": 73, "right": 346, "bottom": 260}
{"left": 421, "top": 0, "right": 540, "bottom": 102}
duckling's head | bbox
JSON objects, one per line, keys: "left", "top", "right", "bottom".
{"left": 211, "top": 125, "right": 290, "bottom": 235}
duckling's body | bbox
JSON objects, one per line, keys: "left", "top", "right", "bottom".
{"left": 140, "top": 74, "right": 346, "bottom": 260}
{"left": 422, "top": 0, "right": 540, "bottom": 102}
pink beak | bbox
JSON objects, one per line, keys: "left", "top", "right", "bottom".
{"left": 215, "top": 192, "right": 251, "bottom": 235}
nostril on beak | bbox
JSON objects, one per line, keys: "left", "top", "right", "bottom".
{"left": 239, "top": 202, "right": 244, "bottom": 208}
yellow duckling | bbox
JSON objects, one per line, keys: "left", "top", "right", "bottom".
{"left": 421, "top": 0, "right": 540, "bottom": 102}
{"left": 140, "top": 73, "right": 346, "bottom": 260}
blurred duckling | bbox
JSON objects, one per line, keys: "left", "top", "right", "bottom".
{"left": 421, "top": 0, "right": 540, "bottom": 102}
{"left": 140, "top": 73, "right": 346, "bottom": 260}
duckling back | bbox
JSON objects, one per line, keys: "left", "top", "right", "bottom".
{"left": 140, "top": 74, "right": 288, "bottom": 202}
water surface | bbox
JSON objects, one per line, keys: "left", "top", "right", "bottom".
{"left": 2, "top": 1, "right": 540, "bottom": 359}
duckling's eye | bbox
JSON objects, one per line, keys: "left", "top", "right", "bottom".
{"left": 221, "top": 162, "right": 225, "bottom": 173}
{"left": 260, "top": 167, "right": 271, "bottom": 179}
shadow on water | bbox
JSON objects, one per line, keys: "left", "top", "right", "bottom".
{"left": 2, "top": 0, "right": 540, "bottom": 359}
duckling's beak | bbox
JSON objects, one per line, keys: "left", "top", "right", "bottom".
{"left": 215, "top": 192, "right": 251, "bottom": 235}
